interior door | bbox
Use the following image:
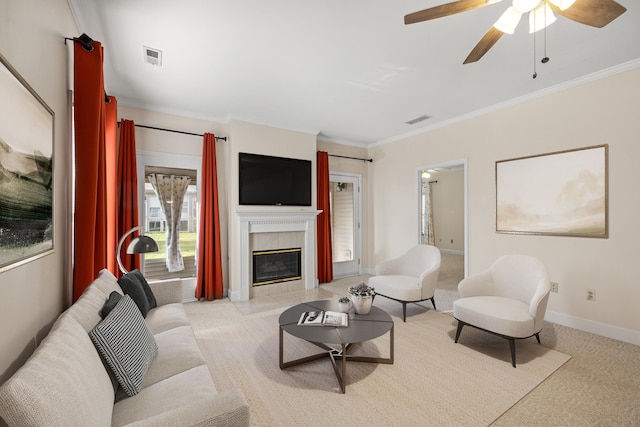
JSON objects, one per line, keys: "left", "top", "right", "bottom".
{"left": 329, "top": 173, "right": 361, "bottom": 278}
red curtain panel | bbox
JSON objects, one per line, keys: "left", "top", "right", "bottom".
{"left": 72, "top": 40, "right": 117, "bottom": 301}
{"left": 316, "top": 151, "right": 333, "bottom": 283}
{"left": 105, "top": 96, "right": 117, "bottom": 275}
{"left": 195, "top": 133, "right": 224, "bottom": 300}
{"left": 116, "top": 119, "right": 140, "bottom": 276}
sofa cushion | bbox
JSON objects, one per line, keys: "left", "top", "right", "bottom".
{"left": 0, "top": 314, "right": 114, "bottom": 427}
{"left": 67, "top": 280, "right": 116, "bottom": 333}
{"left": 142, "top": 325, "right": 207, "bottom": 388}
{"left": 91, "top": 268, "right": 125, "bottom": 298}
{"left": 112, "top": 365, "right": 218, "bottom": 426}
{"left": 90, "top": 295, "right": 158, "bottom": 396}
{"left": 145, "top": 302, "right": 191, "bottom": 335}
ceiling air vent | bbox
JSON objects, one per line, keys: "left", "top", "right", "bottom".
{"left": 143, "top": 46, "right": 162, "bottom": 66}
{"left": 405, "top": 114, "right": 431, "bottom": 125}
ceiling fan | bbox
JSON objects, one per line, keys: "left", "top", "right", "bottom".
{"left": 405, "top": 0, "right": 627, "bottom": 64}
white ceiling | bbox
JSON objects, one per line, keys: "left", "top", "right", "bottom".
{"left": 68, "top": 0, "right": 640, "bottom": 147}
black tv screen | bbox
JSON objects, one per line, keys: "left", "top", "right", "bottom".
{"left": 239, "top": 152, "right": 312, "bottom": 206}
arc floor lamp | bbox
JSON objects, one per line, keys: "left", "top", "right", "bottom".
{"left": 116, "top": 225, "right": 159, "bottom": 274}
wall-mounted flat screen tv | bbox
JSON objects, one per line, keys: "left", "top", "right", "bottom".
{"left": 239, "top": 152, "right": 312, "bottom": 206}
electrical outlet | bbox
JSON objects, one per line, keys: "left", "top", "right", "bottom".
{"left": 550, "top": 282, "right": 558, "bottom": 293}
{"left": 586, "top": 289, "right": 596, "bottom": 301}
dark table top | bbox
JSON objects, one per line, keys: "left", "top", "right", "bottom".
{"left": 279, "top": 299, "right": 393, "bottom": 345}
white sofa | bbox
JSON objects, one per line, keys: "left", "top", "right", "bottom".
{"left": 0, "top": 269, "right": 249, "bottom": 426}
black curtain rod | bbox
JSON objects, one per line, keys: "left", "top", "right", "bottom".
{"left": 329, "top": 154, "right": 372, "bottom": 163}
{"left": 117, "top": 122, "right": 227, "bottom": 141}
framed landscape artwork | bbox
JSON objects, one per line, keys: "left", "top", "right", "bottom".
{"left": 496, "top": 145, "right": 608, "bottom": 238}
{"left": 0, "top": 53, "right": 54, "bottom": 272}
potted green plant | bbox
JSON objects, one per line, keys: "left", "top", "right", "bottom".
{"left": 348, "top": 283, "right": 375, "bottom": 314}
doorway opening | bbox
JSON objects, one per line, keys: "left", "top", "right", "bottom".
{"left": 329, "top": 173, "right": 362, "bottom": 278}
{"left": 417, "top": 159, "right": 468, "bottom": 278}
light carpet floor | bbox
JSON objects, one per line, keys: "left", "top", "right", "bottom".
{"left": 191, "top": 303, "right": 570, "bottom": 426}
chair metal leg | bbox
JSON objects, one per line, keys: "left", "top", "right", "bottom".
{"left": 535, "top": 333, "right": 541, "bottom": 344}
{"left": 402, "top": 302, "right": 407, "bottom": 322}
{"left": 508, "top": 339, "right": 516, "bottom": 368}
{"left": 454, "top": 321, "right": 465, "bottom": 343}
{"left": 430, "top": 296, "right": 436, "bottom": 311}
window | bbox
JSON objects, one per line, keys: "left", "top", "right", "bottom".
{"left": 143, "top": 166, "right": 198, "bottom": 280}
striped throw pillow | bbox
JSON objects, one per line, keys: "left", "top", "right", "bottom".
{"left": 89, "top": 295, "right": 158, "bottom": 396}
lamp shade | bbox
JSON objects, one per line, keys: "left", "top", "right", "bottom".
{"left": 116, "top": 225, "right": 159, "bottom": 274}
{"left": 126, "top": 235, "right": 159, "bottom": 254}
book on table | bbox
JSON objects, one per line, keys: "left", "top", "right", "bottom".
{"left": 297, "top": 310, "right": 348, "bottom": 327}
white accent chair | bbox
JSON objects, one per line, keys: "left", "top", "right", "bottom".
{"left": 453, "top": 254, "right": 551, "bottom": 367}
{"left": 368, "top": 245, "right": 441, "bottom": 322}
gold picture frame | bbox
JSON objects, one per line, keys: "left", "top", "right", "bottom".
{"left": 496, "top": 145, "right": 608, "bottom": 238}
{"left": 0, "top": 53, "right": 55, "bottom": 272}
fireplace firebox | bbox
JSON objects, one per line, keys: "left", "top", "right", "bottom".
{"left": 252, "top": 248, "right": 302, "bottom": 286}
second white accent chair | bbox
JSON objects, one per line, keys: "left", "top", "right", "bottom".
{"left": 368, "top": 245, "right": 441, "bottom": 322}
{"left": 453, "top": 254, "right": 551, "bottom": 367}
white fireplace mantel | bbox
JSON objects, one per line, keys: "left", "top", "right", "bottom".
{"left": 232, "top": 210, "right": 321, "bottom": 301}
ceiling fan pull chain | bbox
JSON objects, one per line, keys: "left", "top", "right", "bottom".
{"left": 542, "top": 0, "right": 550, "bottom": 64}
{"left": 532, "top": 10, "right": 538, "bottom": 79}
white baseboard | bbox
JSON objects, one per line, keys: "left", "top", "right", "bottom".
{"left": 545, "top": 310, "right": 640, "bottom": 347}
{"left": 228, "top": 290, "right": 241, "bottom": 301}
{"left": 438, "top": 248, "right": 464, "bottom": 255}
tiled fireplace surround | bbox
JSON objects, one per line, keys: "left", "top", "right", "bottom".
{"left": 233, "top": 210, "right": 321, "bottom": 301}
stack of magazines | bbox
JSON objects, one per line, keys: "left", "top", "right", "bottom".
{"left": 297, "top": 310, "right": 348, "bottom": 327}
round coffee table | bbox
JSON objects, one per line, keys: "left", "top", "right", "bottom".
{"left": 279, "top": 299, "right": 394, "bottom": 393}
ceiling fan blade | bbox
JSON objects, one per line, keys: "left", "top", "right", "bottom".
{"left": 549, "top": 0, "right": 626, "bottom": 28}
{"left": 405, "top": 0, "right": 497, "bottom": 25}
{"left": 463, "top": 27, "right": 504, "bottom": 64}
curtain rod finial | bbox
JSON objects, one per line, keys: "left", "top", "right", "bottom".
{"left": 77, "top": 33, "right": 94, "bottom": 51}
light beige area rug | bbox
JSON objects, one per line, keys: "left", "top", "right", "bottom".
{"left": 194, "top": 309, "right": 570, "bottom": 427}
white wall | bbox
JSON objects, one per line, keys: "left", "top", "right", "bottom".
{"left": 0, "top": 0, "right": 78, "bottom": 381}
{"left": 369, "top": 66, "right": 640, "bottom": 343}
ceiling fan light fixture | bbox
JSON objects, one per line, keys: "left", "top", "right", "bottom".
{"left": 513, "top": 0, "right": 541, "bottom": 14}
{"left": 547, "top": 0, "right": 576, "bottom": 11}
{"left": 493, "top": 6, "right": 522, "bottom": 34}
{"left": 529, "top": 3, "right": 556, "bottom": 33}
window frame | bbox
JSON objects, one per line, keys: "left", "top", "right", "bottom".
{"left": 136, "top": 150, "right": 201, "bottom": 279}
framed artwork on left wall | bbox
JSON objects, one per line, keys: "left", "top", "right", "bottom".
{"left": 0, "top": 53, "right": 55, "bottom": 273}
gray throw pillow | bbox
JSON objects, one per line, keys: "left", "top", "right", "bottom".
{"left": 89, "top": 295, "right": 158, "bottom": 397}
{"left": 100, "top": 291, "right": 122, "bottom": 319}
{"left": 118, "top": 272, "right": 151, "bottom": 317}
{"left": 128, "top": 269, "right": 157, "bottom": 309}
